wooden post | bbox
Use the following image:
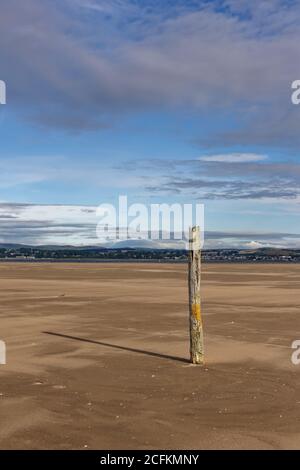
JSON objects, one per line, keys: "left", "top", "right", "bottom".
{"left": 189, "top": 226, "right": 204, "bottom": 364}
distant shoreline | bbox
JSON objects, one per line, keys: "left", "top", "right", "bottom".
{"left": 0, "top": 258, "right": 299, "bottom": 264}
{"left": 1, "top": 246, "right": 299, "bottom": 263}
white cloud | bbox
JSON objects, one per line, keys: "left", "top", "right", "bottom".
{"left": 199, "top": 153, "right": 268, "bottom": 163}
{"left": 0, "top": 202, "right": 300, "bottom": 247}
{"left": 244, "top": 240, "right": 264, "bottom": 249}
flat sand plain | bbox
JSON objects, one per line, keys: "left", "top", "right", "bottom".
{"left": 0, "top": 262, "right": 300, "bottom": 449}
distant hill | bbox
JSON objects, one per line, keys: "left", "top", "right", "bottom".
{"left": 0, "top": 243, "right": 107, "bottom": 250}
{"left": 239, "top": 247, "right": 298, "bottom": 256}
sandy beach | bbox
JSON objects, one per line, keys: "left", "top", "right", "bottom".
{"left": 0, "top": 262, "right": 299, "bottom": 449}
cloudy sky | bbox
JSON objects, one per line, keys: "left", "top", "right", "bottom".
{"left": 1, "top": 0, "right": 300, "bottom": 248}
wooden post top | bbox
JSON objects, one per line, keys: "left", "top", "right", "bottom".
{"left": 189, "top": 226, "right": 201, "bottom": 251}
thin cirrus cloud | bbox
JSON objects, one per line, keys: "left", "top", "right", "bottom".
{"left": 1, "top": 152, "right": 299, "bottom": 203}
{"left": 128, "top": 153, "right": 300, "bottom": 200}
{"left": 199, "top": 153, "right": 268, "bottom": 163}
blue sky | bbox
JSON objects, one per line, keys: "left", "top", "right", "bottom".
{"left": 1, "top": 0, "right": 300, "bottom": 247}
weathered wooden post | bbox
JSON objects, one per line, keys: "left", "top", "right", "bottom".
{"left": 189, "top": 226, "right": 204, "bottom": 364}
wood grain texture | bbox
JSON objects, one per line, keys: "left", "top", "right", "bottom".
{"left": 188, "top": 226, "right": 204, "bottom": 364}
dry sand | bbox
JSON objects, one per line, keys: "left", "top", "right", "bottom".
{"left": 0, "top": 262, "right": 300, "bottom": 450}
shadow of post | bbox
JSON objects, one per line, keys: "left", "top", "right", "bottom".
{"left": 43, "top": 331, "right": 189, "bottom": 364}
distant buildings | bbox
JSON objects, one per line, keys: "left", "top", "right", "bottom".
{"left": 0, "top": 246, "right": 299, "bottom": 263}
